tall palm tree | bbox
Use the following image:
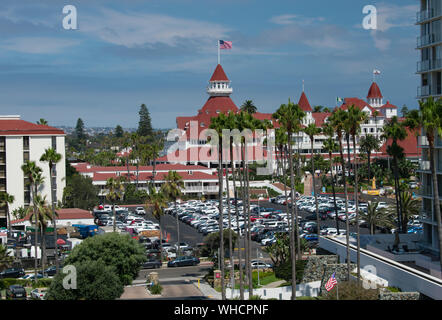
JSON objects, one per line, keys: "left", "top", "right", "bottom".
{"left": 359, "top": 135, "right": 380, "bottom": 183}
{"left": 322, "top": 124, "right": 340, "bottom": 234}
{"left": 398, "top": 191, "right": 421, "bottom": 232}
{"left": 209, "top": 113, "right": 228, "bottom": 300}
{"left": 149, "top": 137, "right": 164, "bottom": 188}
{"left": 162, "top": 171, "right": 184, "bottom": 256}
{"left": 40, "top": 147, "right": 62, "bottom": 271}
{"left": 405, "top": 97, "right": 442, "bottom": 270}
{"left": 21, "top": 161, "right": 43, "bottom": 280}
{"left": 328, "top": 109, "right": 352, "bottom": 280}
{"left": 382, "top": 116, "right": 407, "bottom": 233}
{"left": 347, "top": 105, "right": 368, "bottom": 283}
{"left": 273, "top": 99, "right": 305, "bottom": 300}
{"left": 0, "top": 192, "right": 14, "bottom": 234}
{"left": 303, "top": 123, "right": 322, "bottom": 240}
{"left": 105, "top": 177, "right": 124, "bottom": 232}
{"left": 146, "top": 186, "right": 167, "bottom": 252}
{"left": 240, "top": 100, "right": 257, "bottom": 114}
{"left": 36, "top": 119, "right": 48, "bottom": 125}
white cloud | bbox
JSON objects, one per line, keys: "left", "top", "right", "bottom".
{"left": 269, "top": 14, "right": 325, "bottom": 26}
{"left": 80, "top": 8, "right": 230, "bottom": 49}
{"left": 0, "top": 37, "right": 80, "bottom": 54}
{"left": 376, "top": 3, "right": 418, "bottom": 32}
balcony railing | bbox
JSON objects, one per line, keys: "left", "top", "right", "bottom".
{"left": 417, "top": 59, "right": 442, "bottom": 72}
{"left": 416, "top": 9, "right": 437, "bottom": 23}
{"left": 418, "top": 85, "right": 430, "bottom": 97}
{"left": 420, "top": 210, "right": 433, "bottom": 222}
{"left": 421, "top": 160, "right": 431, "bottom": 171}
{"left": 419, "top": 135, "right": 429, "bottom": 147}
{"left": 417, "top": 33, "right": 441, "bottom": 48}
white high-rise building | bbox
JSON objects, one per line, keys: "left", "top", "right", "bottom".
{"left": 0, "top": 116, "right": 66, "bottom": 227}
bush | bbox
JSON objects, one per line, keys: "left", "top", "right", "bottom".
{"left": 149, "top": 283, "right": 163, "bottom": 295}
{"left": 321, "top": 281, "right": 379, "bottom": 300}
{"left": 64, "top": 232, "right": 146, "bottom": 285}
{"left": 249, "top": 295, "right": 262, "bottom": 300}
{"left": 46, "top": 260, "right": 123, "bottom": 300}
{"left": 0, "top": 278, "right": 29, "bottom": 290}
{"left": 32, "top": 278, "right": 53, "bottom": 289}
{"left": 274, "top": 260, "right": 307, "bottom": 284}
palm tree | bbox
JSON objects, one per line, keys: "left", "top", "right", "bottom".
{"left": 328, "top": 109, "right": 352, "bottom": 280}
{"left": 405, "top": 97, "right": 442, "bottom": 270}
{"left": 322, "top": 124, "right": 340, "bottom": 234}
{"left": 0, "top": 192, "right": 14, "bottom": 234}
{"left": 360, "top": 202, "right": 395, "bottom": 234}
{"left": 146, "top": 186, "right": 167, "bottom": 253}
{"left": 273, "top": 100, "right": 306, "bottom": 300}
{"left": 162, "top": 171, "right": 184, "bottom": 256}
{"left": 36, "top": 119, "right": 48, "bottom": 125}
{"left": 21, "top": 161, "right": 43, "bottom": 280}
{"left": 382, "top": 116, "right": 407, "bottom": 233}
{"left": 303, "top": 123, "right": 322, "bottom": 240}
{"left": 397, "top": 191, "right": 421, "bottom": 232}
{"left": 0, "top": 244, "right": 13, "bottom": 271}
{"left": 347, "top": 105, "right": 368, "bottom": 283}
{"left": 240, "top": 100, "right": 257, "bottom": 114}
{"left": 359, "top": 135, "right": 380, "bottom": 183}
{"left": 105, "top": 177, "right": 124, "bottom": 232}
{"left": 209, "top": 113, "right": 228, "bottom": 300}
{"left": 149, "top": 137, "right": 164, "bottom": 188}
{"left": 40, "top": 147, "right": 62, "bottom": 271}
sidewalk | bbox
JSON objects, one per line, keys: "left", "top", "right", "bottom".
{"left": 190, "top": 278, "right": 222, "bottom": 300}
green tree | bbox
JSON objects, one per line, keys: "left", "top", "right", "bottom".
{"left": 0, "top": 192, "right": 14, "bottom": 233}
{"left": 46, "top": 260, "right": 123, "bottom": 300}
{"left": 105, "top": 177, "right": 125, "bottom": 232}
{"left": 146, "top": 186, "right": 167, "bottom": 252}
{"left": 40, "top": 147, "right": 63, "bottom": 271}
{"left": 75, "top": 118, "right": 86, "bottom": 142}
{"left": 273, "top": 99, "right": 305, "bottom": 300}
{"left": 36, "top": 118, "right": 48, "bottom": 125}
{"left": 405, "top": 97, "right": 442, "bottom": 270}
{"left": 137, "top": 104, "right": 153, "bottom": 137}
{"left": 162, "top": 171, "right": 184, "bottom": 255}
{"left": 240, "top": 100, "right": 257, "bottom": 114}
{"left": 359, "top": 135, "right": 381, "bottom": 182}
{"left": 114, "top": 125, "right": 124, "bottom": 138}
{"left": 63, "top": 174, "right": 98, "bottom": 210}
{"left": 360, "top": 201, "right": 394, "bottom": 234}
{"left": 0, "top": 245, "right": 13, "bottom": 271}
{"left": 64, "top": 232, "right": 146, "bottom": 285}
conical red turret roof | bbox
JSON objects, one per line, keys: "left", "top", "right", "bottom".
{"left": 210, "top": 64, "right": 229, "bottom": 81}
{"left": 298, "top": 91, "right": 312, "bottom": 112}
{"left": 367, "top": 82, "right": 383, "bottom": 99}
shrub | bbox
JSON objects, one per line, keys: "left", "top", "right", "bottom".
{"left": 321, "top": 281, "right": 379, "bottom": 300}
{"left": 149, "top": 283, "right": 163, "bottom": 295}
{"left": 32, "top": 278, "right": 53, "bottom": 289}
{"left": 249, "top": 295, "right": 262, "bottom": 300}
{"left": 274, "top": 260, "right": 307, "bottom": 284}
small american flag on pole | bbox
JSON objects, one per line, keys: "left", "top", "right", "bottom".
{"left": 325, "top": 272, "right": 338, "bottom": 292}
{"left": 219, "top": 40, "right": 232, "bottom": 49}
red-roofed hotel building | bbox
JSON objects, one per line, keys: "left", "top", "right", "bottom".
{"left": 0, "top": 116, "right": 66, "bottom": 227}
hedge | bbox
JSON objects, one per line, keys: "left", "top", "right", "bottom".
{"left": 0, "top": 278, "right": 53, "bottom": 290}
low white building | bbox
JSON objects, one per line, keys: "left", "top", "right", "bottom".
{"left": 10, "top": 208, "right": 94, "bottom": 229}
{"left": 0, "top": 115, "right": 66, "bottom": 227}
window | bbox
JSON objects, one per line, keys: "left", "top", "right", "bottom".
{"left": 370, "top": 128, "right": 374, "bottom": 133}
{"left": 52, "top": 136, "right": 57, "bottom": 150}
{"left": 23, "top": 136, "right": 29, "bottom": 151}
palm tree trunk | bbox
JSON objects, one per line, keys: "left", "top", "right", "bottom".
{"left": 311, "top": 140, "right": 320, "bottom": 240}
{"left": 353, "top": 135, "right": 361, "bottom": 284}
{"left": 244, "top": 144, "right": 253, "bottom": 297}
{"left": 41, "top": 225, "right": 46, "bottom": 275}
{"left": 175, "top": 199, "right": 180, "bottom": 257}
{"left": 217, "top": 140, "right": 226, "bottom": 300}
{"left": 329, "top": 152, "right": 340, "bottom": 235}
{"left": 367, "top": 151, "right": 372, "bottom": 183}
{"left": 50, "top": 163, "right": 59, "bottom": 272}
{"left": 392, "top": 155, "right": 403, "bottom": 233}
{"left": 429, "top": 139, "right": 442, "bottom": 271}
{"left": 232, "top": 140, "right": 244, "bottom": 299}
{"left": 113, "top": 203, "right": 116, "bottom": 233}
{"left": 288, "top": 131, "right": 297, "bottom": 300}
{"left": 224, "top": 159, "right": 234, "bottom": 297}
{"left": 338, "top": 138, "right": 351, "bottom": 280}
{"left": 238, "top": 142, "right": 246, "bottom": 299}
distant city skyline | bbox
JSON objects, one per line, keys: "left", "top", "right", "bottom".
{"left": 0, "top": 0, "right": 419, "bottom": 128}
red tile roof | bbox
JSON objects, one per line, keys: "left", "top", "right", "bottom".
{"left": 379, "top": 127, "right": 420, "bottom": 158}
{"left": 210, "top": 64, "right": 229, "bottom": 81}
{"left": 298, "top": 92, "right": 312, "bottom": 112}
{"left": 73, "top": 163, "right": 210, "bottom": 173}
{"left": 11, "top": 208, "right": 93, "bottom": 224}
{"left": 367, "top": 82, "right": 383, "bottom": 99}
{"left": 0, "top": 119, "right": 65, "bottom": 136}
{"left": 340, "top": 98, "right": 379, "bottom": 115}
{"left": 312, "top": 112, "right": 331, "bottom": 127}
{"left": 380, "top": 101, "right": 397, "bottom": 109}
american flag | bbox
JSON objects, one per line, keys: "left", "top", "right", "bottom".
{"left": 219, "top": 40, "right": 232, "bottom": 49}
{"left": 325, "top": 272, "right": 338, "bottom": 292}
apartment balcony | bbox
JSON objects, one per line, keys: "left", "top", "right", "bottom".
{"left": 417, "top": 85, "right": 442, "bottom": 98}
{"left": 417, "top": 33, "right": 442, "bottom": 49}
{"left": 416, "top": 9, "right": 441, "bottom": 23}
{"left": 420, "top": 210, "right": 433, "bottom": 224}
{"left": 421, "top": 160, "right": 431, "bottom": 171}
{"left": 417, "top": 59, "right": 442, "bottom": 73}
{"left": 417, "top": 85, "right": 431, "bottom": 97}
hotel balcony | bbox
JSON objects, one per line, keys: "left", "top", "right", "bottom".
{"left": 417, "top": 33, "right": 442, "bottom": 49}
{"left": 417, "top": 85, "right": 442, "bottom": 98}
{"left": 417, "top": 59, "right": 442, "bottom": 73}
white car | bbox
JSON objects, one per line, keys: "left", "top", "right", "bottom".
{"left": 135, "top": 207, "right": 146, "bottom": 215}
{"left": 30, "top": 288, "right": 47, "bottom": 300}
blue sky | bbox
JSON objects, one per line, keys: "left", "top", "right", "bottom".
{"left": 0, "top": 0, "right": 419, "bottom": 128}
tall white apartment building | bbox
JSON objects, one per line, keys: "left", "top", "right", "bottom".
{"left": 417, "top": 0, "right": 442, "bottom": 99}
{"left": 0, "top": 116, "right": 66, "bottom": 227}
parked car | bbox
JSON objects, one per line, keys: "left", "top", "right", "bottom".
{"left": 142, "top": 258, "right": 162, "bottom": 269}
{"left": 30, "top": 288, "right": 47, "bottom": 300}
{"left": 167, "top": 256, "right": 200, "bottom": 267}
{"left": 43, "top": 265, "right": 62, "bottom": 277}
{"left": 251, "top": 261, "right": 273, "bottom": 269}
{"left": 0, "top": 268, "right": 25, "bottom": 279}
{"left": 20, "top": 273, "right": 44, "bottom": 280}
{"left": 135, "top": 207, "right": 146, "bottom": 215}
{"left": 6, "top": 285, "right": 27, "bottom": 300}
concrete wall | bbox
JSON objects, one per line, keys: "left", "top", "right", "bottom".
{"left": 319, "top": 236, "right": 442, "bottom": 299}
{"left": 6, "top": 136, "right": 24, "bottom": 211}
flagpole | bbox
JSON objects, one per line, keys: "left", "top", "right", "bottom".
{"left": 218, "top": 40, "right": 220, "bottom": 65}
